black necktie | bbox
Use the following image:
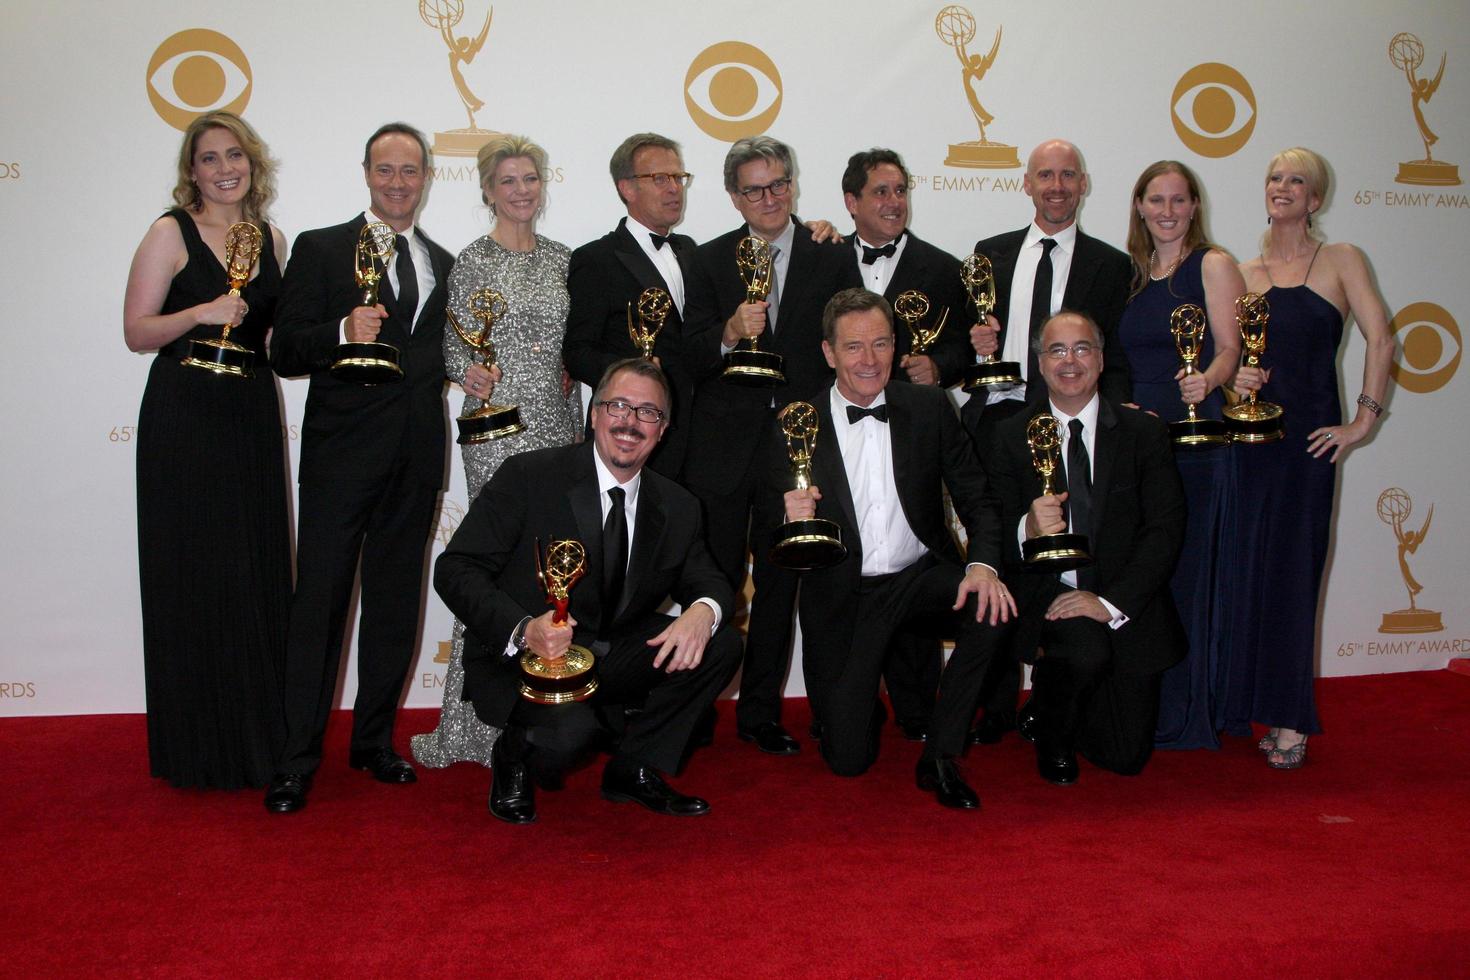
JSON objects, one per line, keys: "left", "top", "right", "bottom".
{"left": 1029, "top": 237, "right": 1058, "bottom": 341}
{"left": 649, "top": 232, "right": 671, "bottom": 251}
{"left": 847, "top": 403, "right": 889, "bottom": 424}
{"left": 1067, "top": 418, "right": 1092, "bottom": 540}
{"left": 861, "top": 241, "right": 897, "bottom": 265}
{"left": 394, "top": 235, "right": 419, "bottom": 332}
{"left": 601, "top": 487, "right": 628, "bottom": 635}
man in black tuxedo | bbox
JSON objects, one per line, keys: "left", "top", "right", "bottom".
{"left": 683, "top": 136, "right": 861, "bottom": 756}
{"left": 962, "top": 138, "right": 1133, "bottom": 743}
{"left": 435, "top": 359, "right": 740, "bottom": 823}
{"left": 564, "top": 133, "right": 696, "bottom": 477}
{"left": 768, "top": 288, "right": 1014, "bottom": 808}
{"left": 840, "top": 147, "right": 975, "bottom": 740}
{"left": 983, "top": 312, "right": 1185, "bottom": 785}
{"left": 264, "top": 123, "right": 487, "bottom": 813}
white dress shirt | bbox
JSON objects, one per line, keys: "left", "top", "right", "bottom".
{"left": 829, "top": 386, "right": 930, "bottom": 576}
{"left": 852, "top": 231, "right": 908, "bottom": 296}
{"left": 625, "top": 215, "right": 686, "bottom": 315}
{"left": 988, "top": 222, "right": 1078, "bottom": 405}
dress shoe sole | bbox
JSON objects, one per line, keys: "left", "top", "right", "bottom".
{"left": 351, "top": 763, "right": 417, "bottom": 784}
{"left": 489, "top": 805, "right": 537, "bottom": 825}
{"left": 600, "top": 790, "right": 709, "bottom": 816}
{"left": 264, "top": 797, "right": 305, "bottom": 814}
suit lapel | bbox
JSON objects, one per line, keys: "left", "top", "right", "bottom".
{"left": 774, "top": 220, "right": 809, "bottom": 337}
{"left": 1090, "top": 398, "right": 1119, "bottom": 530}
{"left": 812, "top": 392, "right": 860, "bottom": 559}
{"left": 1062, "top": 232, "right": 1100, "bottom": 312}
{"left": 613, "top": 220, "right": 670, "bottom": 295}
{"left": 569, "top": 448, "right": 604, "bottom": 611}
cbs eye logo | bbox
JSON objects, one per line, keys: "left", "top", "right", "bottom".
{"left": 1390, "top": 302, "right": 1460, "bottom": 394}
{"left": 1170, "top": 63, "right": 1256, "bottom": 158}
{"left": 146, "top": 29, "right": 252, "bottom": 131}
{"left": 684, "top": 42, "right": 783, "bottom": 142}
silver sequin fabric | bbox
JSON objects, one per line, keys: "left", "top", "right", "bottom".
{"left": 411, "top": 232, "right": 581, "bottom": 769}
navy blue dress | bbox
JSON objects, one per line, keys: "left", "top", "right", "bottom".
{"left": 1117, "top": 249, "right": 1237, "bottom": 750}
{"left": 135, "top": 209, "right": 292, "bottom": 788}
{"left": 1223, "top": 280, "right": 1343, "bottom": 737}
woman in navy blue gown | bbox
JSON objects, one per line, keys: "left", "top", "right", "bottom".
{"left": 1228, "top": 147, "right": 1393, "bottom": 769}
{"left": 1117, "top": 161, "right": 1244, "bottom": 750}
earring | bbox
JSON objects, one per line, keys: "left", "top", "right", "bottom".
{"left": 1307, "top": 210, "right": 1314, "bottom": 229}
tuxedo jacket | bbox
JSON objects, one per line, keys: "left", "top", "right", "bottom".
{"left": 971, "top": 225, "right": 1133, "bottom": 406}
{"left": 271, "top": 214, "right": 455, "bottom": 489}
{"left": 563, "top": 218, "right": 698, "bottom": 474}
{"left": 982, "top": 398, "right": 1186, "bottom": 676}
{"left": 760, "top": 381, "right": 1004, "bottom": 655}
{"left": 434, "top": 441, "right": 735, "bottom": 728}
{"left": 681, "top": 218, "right": 862, "bottom": 491}
{"left": 854, "top": 231, "right": 973, "bottom": 388}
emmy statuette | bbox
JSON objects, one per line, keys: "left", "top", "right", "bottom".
{"left": 1166, "top": 303, "right": 1230, "bottom": 449}
{"left": 450, "top": 287, "right": 526, "bottom": 444}
{"left": 769, "top": 402, "right": 847, "bottom": 570}
{"left": 1223, "top": 292, "right": 1285, "bottom": 442}
{"left": 182, "top": 222, "right": 262, "bottom": 378}
{"left": 722, "top": 236, "right": 786, "bottom": 386}
{"left": 627, "top": 286, "right": 671, "bottom": 360}
{"left": 894, "top": 290, "right": 950, "bottom": 359}
{"left": 519, "top": 538, "right": 598, "bottom": 704}
{"left": 330, "top": 222, "right": 405, "bottom": 384}
{"left": 960, "top": 252, "right": 1022, "bottom": 391}
{"left": 1020, "top": 413, "right": 1092, "bottom": 571}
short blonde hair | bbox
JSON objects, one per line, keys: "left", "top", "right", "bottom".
{"left": 1263, "top": 147, "right": 1331, "bottom": 250}
{"left": 476, "top": 134, "right": 548, "bottom": 209}
{"left": 171, "top": 111, "right": 276, "bottom": 226}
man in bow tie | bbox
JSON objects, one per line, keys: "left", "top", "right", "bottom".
{"left": 763, "top": 287, "right": 1013, "bottom": 809}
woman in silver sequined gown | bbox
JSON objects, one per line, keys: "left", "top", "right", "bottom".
{"left": 412, "top": 135, "right": 581, "bottom": 768}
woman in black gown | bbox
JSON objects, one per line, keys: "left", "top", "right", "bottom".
{"left": 122, "top": 111, "right": 292, "bottom": 789}
{"left": 1228, "top": 147, "right": 1393, "bottom": 769}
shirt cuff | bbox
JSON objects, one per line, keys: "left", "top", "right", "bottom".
{"left": 692, "top": 598, "right": 723, "bottom": 634}
{"left": 501, "top": 615, "right": 531, "bottom": 659}
{"left": 1098, "top": 597, "right": 1129, "bottom": 631}
{"left": 339, "top": 316, "right": 350, "bottom": 346}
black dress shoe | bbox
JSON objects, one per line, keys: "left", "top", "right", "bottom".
{"left": 1036, "top": 745, "right": 1078, "bottom": 786}
{"left": 1016, "top": 699, "right": 1038, "bottom": 744}
{"left": 264, "top": 772, "right": 309, "bottom": 813}
{"left": 489, "top": 744, "right": 536, "bottom": 825}
{"left": 601, "top": 763, "right": 709, "bottom": 816}
{"left": 349, "top": 747, "right": 417, "bottom": 784}
{"left": 736, "top": 722, "right": 800, "bottom": 756}
{"left": 915, "top": 757, "right": 980, "bottom": 810}
{"left": 968, "top": 710, "right": 1015, "bottom": 745}
{"left": 896, "top": 719, "right": 929, "bottom": 742}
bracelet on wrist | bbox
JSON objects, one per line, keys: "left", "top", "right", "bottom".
{"left": 1356, "top": 392, "right": 1383, "bottom": 417}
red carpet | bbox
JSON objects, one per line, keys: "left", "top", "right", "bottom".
{"left": 6, "top": 671, "right": 1467, "bottom": 977}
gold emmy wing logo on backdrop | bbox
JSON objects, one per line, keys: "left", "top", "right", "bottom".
{"left": 684, "top": 42, "right": 782, "bottom": 142}
{"left": 1170, "top": 63, "right": 1256, "bottom": 158}
{"left": 1376, "top": 487, "right": 1443, "bottom": 634}
{"left": 434, "top": 640, "right": 452, "bottom": 666}
{"left": 1389, "top": 32, "right": 1461, "bottom": 186}
{"left": 419, "top": 0, "right": 498, "bottom": 156}
{"left": 933, "top": 5, "right": 1019, "bottom": 169}
{"left": 1389, "top": 301, "right": 1461, "bottom": 393}
{"left": 435, "top": 498, "right": 466, "bottom": 547}
{"left": 146, "top": 29, "right": 252, "bottom": 131}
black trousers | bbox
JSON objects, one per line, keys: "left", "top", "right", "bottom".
{"left": 803, "top": 556, "right": 1001, "bottom": 776}
{"left": 1028, "top": 592, "right": 1162, "bottom": 776}
{"left": 276, "top": 464, "right": 438, "bottom": 775}
{"left": 503, "top": 613, "right": 742, "bottom": 777}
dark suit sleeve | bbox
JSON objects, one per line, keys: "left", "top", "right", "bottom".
{"left": 926, "top": 258, "right": 973, "bottom": 387}
{"left": 563, "top": 243, "right": 617, "bottom": 388}
{"left": 680, "top": 247, "right": 731, "bottom": 383}
{"left": 1100, "top": 416, "right": 1185, "bottom": 619}
{"left": 671, "top": 506, "right": 738, "bottom": 620}
{"left": 271, "top": 230, "right": 346, "bottom": 378}
{"left": 978, "top": 419, "right": 1029, "bottom": 570}
{"left": 433, "top": 453, "right": 538, "bottom": 655}
{"left": 1096, "top": 251, "right": 1134, "bottom": 403}
{"left": 939, "top": 394, "right": 1003, "bottom": 569}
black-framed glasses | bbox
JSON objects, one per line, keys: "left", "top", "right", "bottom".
{"left": 738, "top": 178, "right": 792, "bottom": 202}
{"left": 630, "top": 172, "right": 692, "bottom": 188}
{"left": 1041, "top": 341, "right": 1099, "bottom": 360}
{"left": 599, "top": 399, "right": 665, "bottom": 424}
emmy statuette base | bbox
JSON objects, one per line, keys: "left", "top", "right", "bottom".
{"left": 518, "top": 646, "right": 599, "bottom": 704}
{"left": 770, "top": 519, "right": 847, "bottom": 571}
{"left": 331, "top": 341, "right": 404, "bottom": 385}
{"left": 944, "top": 141, "right": 1022, "bottom": 169}
{"left": 457, "top": 404, "right": 527, "bottom": 444}
{"left": 1223, "top": 402, "right": 1285, "bottom": 443}
{"left": 1168, "top": 417, "right": 1231, "bottom": 450}
{"left": 1395, "top": 161, "right": 1462, "bottom": 187}
{"left": 432, "top": 128, "right": 499, "bottom": 158}
{"left": 1379, "top": 609, "right": 1445, "bottom": 634}
{"left": 1022, "top": 533, "right": 1092, "bottom": 573}
{"left": 962, "top": 359, "right": 1023, "bottom": 393}
{"left": 723, "top": 348, "right": 786, "bottom": 387}
{"left": 182, "top": 338, "right": 255, "bottom": 378}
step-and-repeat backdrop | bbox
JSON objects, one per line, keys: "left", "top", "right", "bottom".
{"left": 2, "top": 1, "right": 1466, "bottom": 715}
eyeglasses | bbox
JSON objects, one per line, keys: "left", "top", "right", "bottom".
{"left": 599, "top": 399, "right": 665, "bottom": 424}
{"left": 630, "top": 172, "right": 692, "bottom": 188}
{"left": 738, "top": 178, "right": 792, "bottom": 202}
{"left": 1041, "top": 342, "right": 1099, "bottom": 360}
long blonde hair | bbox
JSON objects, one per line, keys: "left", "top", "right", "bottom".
{"left": 170, "top": 111, "right": 277, "bottom": 227}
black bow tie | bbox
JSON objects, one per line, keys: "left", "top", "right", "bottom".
{"left": 649, "top": 233, "right": 672, "bottom": 251}
{"left": 860, "top": 241, "right": 898, "bottom": 265}
{"left": 847, "top": 403, "right": 889, "bottom": 424}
